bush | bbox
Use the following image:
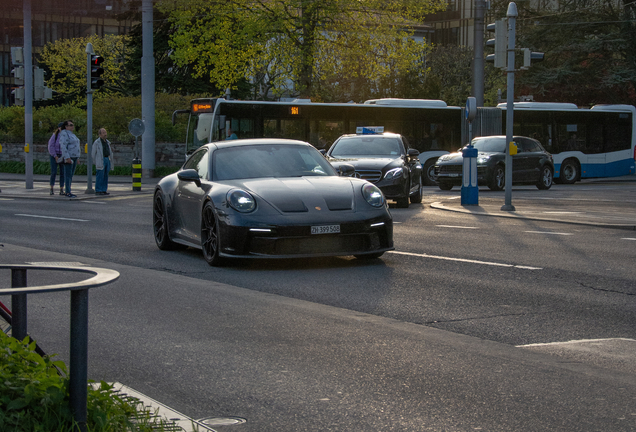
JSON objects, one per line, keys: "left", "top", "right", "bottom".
{"left": 0, "top": 332, "right": 171, "bottom": 431}
{"left": 0, "top": 161, "right": 179, "bottom": 177}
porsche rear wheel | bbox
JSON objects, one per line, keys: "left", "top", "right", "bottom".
{"left": 153, "top": 191, "right": 180, "bottom": 250}
{"left": 201, "top": 201, "right": 225, "bottom": 266}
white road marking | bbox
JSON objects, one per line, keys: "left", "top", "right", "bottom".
{"left": 517, "top": 337, "right": 636, "bottom": 348}
{"left": 389, "top": 250, "right": 542, "bottom": 270}
{"left": 622, "top": 238, "right": 636, "bottom": 241}
{"left": 15, "top": 214, "right": 89, "bottom": 222}
{"left": 524, "top": 231, "right": 573, "bottom": 236}
{"left": 436, "top": 225, "right": 479, "bottom": 229}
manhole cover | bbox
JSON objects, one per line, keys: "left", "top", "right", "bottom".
{"left": 198, "top": 417, "right": 247, "bottom": 426}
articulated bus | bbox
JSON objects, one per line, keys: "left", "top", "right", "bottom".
{"left": 172, "top": 97, "right": 502, "bottom": 185}
{"left": 173, "top": 98, "right": 634, "bottom": 184}
{"left": 500, "top": 102, "right": 636, "bottom": 183}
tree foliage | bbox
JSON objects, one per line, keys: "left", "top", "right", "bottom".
{"left": 490, "top": 0, "right": 636, "bottom": 105}
{"left": 158, "top": 0, "right": 447, "bottom": 100}
{"left": 39, "top": 34, "right": 130, "bottom": 105}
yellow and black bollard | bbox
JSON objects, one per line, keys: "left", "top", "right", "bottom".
{"left": 132, "top": 158, "right": 142, "bottom": 191}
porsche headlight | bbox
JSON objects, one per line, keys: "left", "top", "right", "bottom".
{"left": 384, "top": 167, "right": 403, "bottom": 181}
{"left": 362, "top": 183, "right": 385, "bottom": 207}
{"left": 438, "top": 154, "right": 452, "bottom": 162}
{"left": 227, "top": 189, "right": 256, "bottom": 213}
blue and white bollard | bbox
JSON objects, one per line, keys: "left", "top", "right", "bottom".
{"left": 461, "top": 145, "right": 479, "bottom": 205}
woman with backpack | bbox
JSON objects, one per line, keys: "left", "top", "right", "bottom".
{"left": 47, "top": 122, "right": 65, "bottom": 195}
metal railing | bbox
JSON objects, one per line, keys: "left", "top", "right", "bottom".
{"left": 0, "top": 264, "right": 120, "bottom": 432}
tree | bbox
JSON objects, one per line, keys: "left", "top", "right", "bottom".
{"left": 38, "top": 34, "right": 129, "bottom": 105}
{"left": 490, "top": 0, "right": 636, "bottom": 105}
{"left": 116, "top": 3, "right": 228, "bottom": 97}
{"left": 158, "top": 0, "right": 447, "bottom": 100}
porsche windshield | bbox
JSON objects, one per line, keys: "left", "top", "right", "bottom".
{"left": 330, "top": 136, "right": 403, "bottom": 158}
{"left": 213, "top": 144, "right": 337, "bottom": 181}
{"left": 471, "top": 138, "right": 506, "bottom": 153}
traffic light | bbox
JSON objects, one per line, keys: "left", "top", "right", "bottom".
{"left": 90, "top": 54, "right": 105, "bottom": 89}
{"left": 485, "top": 19, "right": 507, "bottom": 69}
{"left": 10, "top": 47, "right": 24, "bottom": 106}
{"left": 522, "top": 48, "right": 544, "bottom": 69}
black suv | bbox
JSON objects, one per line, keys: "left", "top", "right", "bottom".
{"left": 325, "top": 132, "right": 422, "bottom": 208}
{"left": 434, "top": 135, "right": 554, "bottom": 191}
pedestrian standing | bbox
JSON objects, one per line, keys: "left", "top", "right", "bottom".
{"left": 47, "top": 122, "right": 65, "bottom": 195}
{"left": 59, "top": 120, "right": 81, "bottom": 198}
{"left": 91, "top": 128, "right": 114, "bottom": 195}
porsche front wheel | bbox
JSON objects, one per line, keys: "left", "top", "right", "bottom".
{"left": 201, "top": 201, "right": 225, "bottom": 266}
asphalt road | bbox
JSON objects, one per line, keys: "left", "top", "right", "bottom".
{"left": 1, "top": 179, "right": 635, "bottom": 431}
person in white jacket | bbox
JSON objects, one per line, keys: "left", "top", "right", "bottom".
{"left": 91, "top": 128, "right": 114, "bottom": 195}
{"left": 59, "top": 120, "right": 81, "bottom": 197}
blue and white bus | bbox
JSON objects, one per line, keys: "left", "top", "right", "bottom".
{"left": 499, "top": 102, "right": 636, "bottom": 183}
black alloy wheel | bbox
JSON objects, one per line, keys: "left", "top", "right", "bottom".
{"left": 201, "top": 201, "right": 224, "bottom": 266}
{"left": 153, "top": 191, "right": 179, "bottom": 250}
{"left": 410, "top": 175, "right": 423, "bottom": 204}
{"left": 489, "top": 165, "right": 505, "bottom": 191}
{"left": 396, "top": 180, "right": 410, "bottom": 208}
{"left": 537, "top": 165, "right": 554, "bottom": 190}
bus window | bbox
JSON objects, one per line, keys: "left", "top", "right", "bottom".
{"left": 310, "top": 120, "right": 344, "bottom": 149}
{"left": 187, "top": 112, "right": 213, "bottom": 154}
{"left": 264, "top": 118, "right": 306, "bottom": 140}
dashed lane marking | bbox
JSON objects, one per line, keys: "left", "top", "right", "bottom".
{"left": 436, "top": 225, "right": 479, "bottom": 229}
{"left": 524, "top": 231, "right": 573, "bottom": 235}
{"left": 389, "top": 250, "right": 542, "bottom": 270}
{"left": 15, "top": 214, "right": 89, "bottom": 222}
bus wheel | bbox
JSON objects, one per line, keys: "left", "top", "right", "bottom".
{"left": 422, "top": 160, "right": 437, "bottom": 186}
{"left": 559, "top": 159, "right": 579, "bottom": 184}
{"left": 438, "top": 183, "right": 453, "bottom": 191}
{"left": 537, "top": 165, "right": 553, "bottom": 190}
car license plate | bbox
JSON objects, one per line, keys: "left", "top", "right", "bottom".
{"left": 311, "top": 225, "right": 340, "bottom": 234}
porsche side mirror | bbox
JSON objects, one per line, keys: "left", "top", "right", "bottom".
{"left": 177, "top": 169, "right": 202, "bottom": 187}
{"left": 338, "top": 163, "right": 356, "bottom": 177}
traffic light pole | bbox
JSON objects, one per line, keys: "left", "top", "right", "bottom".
{"left": 85, "top": 44, "right": 94, "bottom": 194}
{"left": 501, "top": 2, "right": 517, "bottom": 212}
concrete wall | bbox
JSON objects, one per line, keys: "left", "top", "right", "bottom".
{"left": 0, "top": 141, "right": 186, "bottom": 168}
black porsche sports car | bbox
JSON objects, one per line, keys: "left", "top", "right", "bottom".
{"left": 434, "top": 135, "right": 554, "bottom": 191}
{"left": 324, "top": 133, "right": 422, "bottom": 208}
{"left": 153, "top": 139, "right": 394, "bottom": 266}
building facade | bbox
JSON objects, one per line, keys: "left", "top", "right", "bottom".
{"left": 1, "top": 0, "right": 134, "bottom": 106}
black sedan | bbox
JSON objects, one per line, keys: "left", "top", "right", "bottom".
{"left": 434, "top": 135, "right": 554, "bottom": 191}
{"left": 324, "top": 133, "right": 422, "bottom": 208}
{"left": 153, "top": 139, "right": 394, "bottom": 266}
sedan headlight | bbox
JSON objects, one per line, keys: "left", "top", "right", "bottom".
{"left": 477, "top": 155, "right": 491, "bottom": 164}
{"left": 383, "top": 167, "right": 403, "bottom": 181}
{"left": 227, "top": 189, "right": 256, "bottom": 213}
{"left": 362, "top": 183, "right": 385, "bottom": 207}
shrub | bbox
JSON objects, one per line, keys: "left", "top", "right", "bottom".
{"left": 0, "top": 332, "right": 171, "bottom": 431}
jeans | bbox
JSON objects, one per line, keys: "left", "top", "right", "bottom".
{"left": 49, "top": 155, "right": 64, "bottom": 188}
{"left": 63, "top": 157, "right": 78, "bottom": 195}
{"left": 95, "top": 157, "right": 110, "bottom": 193}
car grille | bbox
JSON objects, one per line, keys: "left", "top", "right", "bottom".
{"left": 354, "top": 169, "right": 382, "bottom": 183}
{"left": 250, "top": 233, "right": 382, "bottom": 256}
{"left": 435, "top": 165, "right": 462, "bottom": 175}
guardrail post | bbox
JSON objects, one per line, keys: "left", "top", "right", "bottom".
{"left": 70, "top": 289, "right": 89, "bottom": 432}
{"left": 11, "top": 268, "right": 27, "bottom": 341}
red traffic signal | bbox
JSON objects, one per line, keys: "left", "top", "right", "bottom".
{"left": 90, "top": 54, "right": 105, "bottom": 89}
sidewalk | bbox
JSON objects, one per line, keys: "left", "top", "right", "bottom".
{"left": 429, "top": 175, "right": 636, "bottom": 230}
{"left": 0, "top": 173, "right": 158, "bottom": 200}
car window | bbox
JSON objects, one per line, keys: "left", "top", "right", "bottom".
{"left": 471, "top": 138, "right": 506, "bottom": 153}
{"left": 330, "top": 137, "right": 403, "bottom": 157}
{"left": 183, "top": 148, "right": 209, "bottom": 179}
{"left": 213, "top": 144, "right": 337, "bottom": 181}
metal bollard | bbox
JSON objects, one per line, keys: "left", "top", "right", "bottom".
{"left": 132, "top": 158, "right": 142, "bottom": 191}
